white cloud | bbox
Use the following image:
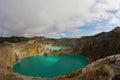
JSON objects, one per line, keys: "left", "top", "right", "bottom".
{"left": 60, "top": 33, "right": 66, "bottom": 37}
{"left": 46, "top": 32, "right": 66, "bottom": 38}
{"left": 109, "top": 17, "right": 120, "bottom": 24}
{"left": 0, "top": 0, "right": 120, "bottom": 38}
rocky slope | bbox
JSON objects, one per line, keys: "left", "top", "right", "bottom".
{"left": 72, "top": 27, "right": 120, "bottom": 61}
{"left": 0, "top": 40, "right": 52, "bottom": 68}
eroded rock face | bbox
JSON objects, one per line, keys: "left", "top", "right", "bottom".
{"left": 0, "top": 40, "right": 74, "bottom": 68}
{"left": 72, "top": 27, "right": 120, "bottom": 61}
{"left": 0, "top": 40, "right": 54, "bottom": 67}
{"left": 80, "top": 54, "right": 120, "bottom": 80}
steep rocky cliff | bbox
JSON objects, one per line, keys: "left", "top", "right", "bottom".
{"left": 72, "top": 27, "right": 120, "bottom": 61}
{"left": 0, "top": 40, "right": 54, "bottom": 67}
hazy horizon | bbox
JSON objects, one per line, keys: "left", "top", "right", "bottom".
{"left": 0, "top": 0, "right": 120, "bottom": 38}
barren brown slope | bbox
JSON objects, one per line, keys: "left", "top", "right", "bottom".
{"left": 73, "top": 27, "right": 120, "bottom": 61}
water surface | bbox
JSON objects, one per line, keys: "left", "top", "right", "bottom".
{"left": 13, "top": 55, "right": 89, "bottom": 78}
{"left": 47, "top": 46, "right": 71, "bottom": 50}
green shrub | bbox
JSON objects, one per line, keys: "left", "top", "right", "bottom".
{"left": 66, "top": 71, "right": 79, "bottom": 78}
{"left": 96, "top": 64, "right": 113, "bottom": 76}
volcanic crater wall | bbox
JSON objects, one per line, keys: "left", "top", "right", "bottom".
{"left": 0, "top": 40, "right": 74, "bottom": 68}
{"left": 0, "top": 40, "right": 53, "bottom": 68}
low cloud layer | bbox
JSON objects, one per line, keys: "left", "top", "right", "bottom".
{"left": 0, "top": 0, "right": 120, "bottom": 38}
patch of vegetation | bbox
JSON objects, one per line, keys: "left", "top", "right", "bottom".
{"left": 21, "top": 48, "right": 30, "bottom": 52}
{"left": 6, "top": 73, "right": 15, "bottom": 80}
{"left": 77, "top": 64, "right": 113, "bottom": 80}
{"left": 96, "top": 64, "right": 113, "bottom": 76}
{"left": 0, "top": 37, "right": 30, "bottom": 43}
{"left": 6, "top": 73, "right": 22, "bottom": 80}
{"left": 65, "top": 71, "right": 80, "bottom": 78}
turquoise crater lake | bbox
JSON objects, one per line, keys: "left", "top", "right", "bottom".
{"left": 13, "top": 55, "right": 89, "bottom": 78}
{"left": 47, "top": 46, "right": 71, "bottom": 50}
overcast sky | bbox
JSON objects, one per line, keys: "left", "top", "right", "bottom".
{"left": 0, "top": 0, "right": 120, "bottom": 38}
